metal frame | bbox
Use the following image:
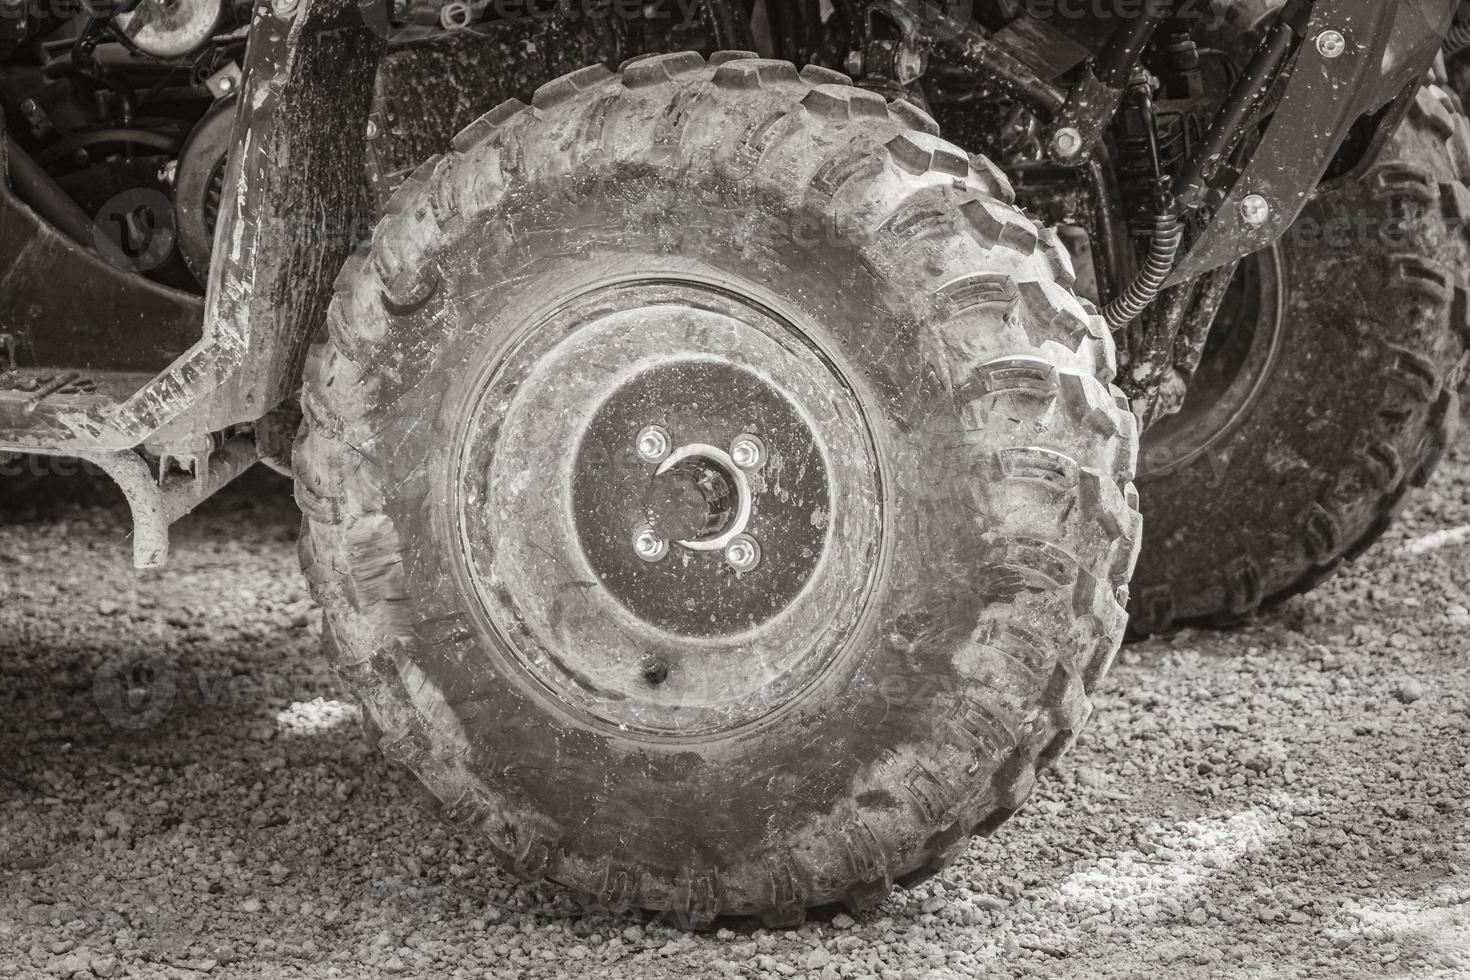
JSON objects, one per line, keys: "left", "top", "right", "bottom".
{"left": 1167, "top": 0, "right": 1457, "bottom": 284}
{"left": 0, "top": 0, "right": 382, "bottom": 458}
{"left": 1, "top": 0, "right": 384, "bottom": 565}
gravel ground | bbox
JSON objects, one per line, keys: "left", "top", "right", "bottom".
{"left": 1, "top": 436, "right": 1468, "bottom": 980}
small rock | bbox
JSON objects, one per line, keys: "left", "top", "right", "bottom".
{"left": 56, "top": 952, "right": 88, "bottom": 978}
{"left": 802, "top": 947, "right": 831, "bottom": 970}
{"left": 1394, "top": 679, "right": 1426, "bottom": 704}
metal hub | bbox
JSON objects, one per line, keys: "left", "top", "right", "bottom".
{"left": 1141, "top": 245, "right": 1285, "bottom": 480}
{"left": 450, "top": 279, "right": 884, "bottom": 737}
{"left": 644, "top": 442, "right": 748, "bottom": 553}
{"left": 572, "top": 356, "right": 830, "bottom": 635}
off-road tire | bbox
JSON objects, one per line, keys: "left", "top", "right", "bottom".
{"left": 1130, "top": 82, "right": 1470, "bottom": 633}
{"left": 295, "top": 52, "right": 1139, "bottom": 925}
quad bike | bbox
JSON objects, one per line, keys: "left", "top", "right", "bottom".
{"left": 1, "top": 0, "right": 1466, "bottom": 926}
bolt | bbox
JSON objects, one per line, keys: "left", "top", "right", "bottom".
{"left": 894, "top": 44, "right": 928, "bottom": 85}
{"left": 1316, "top": 29, "right": 1347, "bottom": 60}
{"left": 636, "top": 425, "right": 671, "bottom": 464}
{"left": 844, "top": 50, "right": 865, "bottom": 77}
{"left": 633, "top": 529, "right": 668, "bottom": 563}
{"left": 158, "top": 160, "right": 178, "bottom": 186}
{"left": 271, "top": 0, "right": 298, "bottom": 16}
{"left": 1240, "top": 194, "right": 1271, "bottom": 227}
{"left": 216, "top": 75, "right": 235, "bottom": 94}
{"left": 365, "top": 119, "right": 379, "bottom": 140}
{"left": 730, "top": 434, "right": 766, "bottom": 471}
{"left": 724, "top": 534, "right": 761, "bottom": 573}
{"left": 1051, "top": 126, "right": 1084, "bottom": 161}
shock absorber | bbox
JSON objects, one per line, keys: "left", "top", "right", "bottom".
{"left": 1109, "top": 0, "right": 1308, "bottom": 327}
{"left": 1175, "top": 0, "right": 1309, "bottom": 206}
{"left": 1104, "top": 68, "right": 1182, "bottom": 330}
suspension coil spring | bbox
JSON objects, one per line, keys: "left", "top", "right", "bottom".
{"left": 1103, "top": 211, "right": 1184, "bottom": 330}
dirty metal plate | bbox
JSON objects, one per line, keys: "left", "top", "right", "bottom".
{"left": 572, "top": 359, "right": 830, "bottom": 637}
{"left": 453, "top": 278, "right": 883, "bottom": 737}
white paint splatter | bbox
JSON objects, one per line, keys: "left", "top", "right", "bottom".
{"left": 275, "top": 698, "right": 360, "bottom": 736}
{"left": 1402, "top": 526, "right": 1470, "bottom": 557}
{"left": 1057, "top": 804, "right": 1288, "bottom": 922}
{"left": 1328, "top": 884, "right": 1470, "bottom": 973}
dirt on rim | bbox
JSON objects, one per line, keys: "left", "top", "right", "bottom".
{"left": 0, "top": 432, "right": 1467, "bottom": 979}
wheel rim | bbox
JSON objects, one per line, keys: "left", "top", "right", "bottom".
{"left": 450, "top": 278, "right": 885, "bottom": 738}
{"left": 1139, "top": 244, "right": 1286, "bottom": 480}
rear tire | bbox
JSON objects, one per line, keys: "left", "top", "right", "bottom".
{"left": 295, "top": 53, "right": 1139, "bottom": 925}
{"left": 1129, "top": 83, "right": 1470, "bottom": 633}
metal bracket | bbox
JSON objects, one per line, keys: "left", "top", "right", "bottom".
{"left": 1167, "top": 0, "right": 1457, "bottom": 286}
{"left": 79, "top": 436, "right": 260, "bottom": 568}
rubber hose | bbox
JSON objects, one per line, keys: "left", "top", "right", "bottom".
{"left": 1103, "top": 211, "right": 1184, "bottom": 330}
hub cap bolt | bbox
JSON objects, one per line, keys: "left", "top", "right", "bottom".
{"left": 730, "top": 434, "right": 766, "bottom": 471}
{"left": 1316, "top": 29, "right": 1346, "bottom": 59}
{"left": 636, "top": 425, "right": 671, "bottom": 464}
{"left": 724, "top": 534, "right": 761, "bottom": 573}
{"left": 1240, "top": 194, "right": 1271, "bottom": 227}
{"left": 634, "top": 528, "right": 668, "bottom": 563}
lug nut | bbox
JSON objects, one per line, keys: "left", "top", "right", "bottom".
{"left": 634, "top": 528, "right": 668, "bottom": 563}
{"left": 636, "top": 425, "right": 671, "bottom": 464}
{"left": 724, "top": 534, "right": 761, "bottom": 573}
{"left": 730, "top": 434, "right": 766, "bottom": 471}
{"left": 1316, "top": 29, "right": 1346, "bottom": 59}
{"left": 1240, "top": 194, "right": 1271, "bottom": 227}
